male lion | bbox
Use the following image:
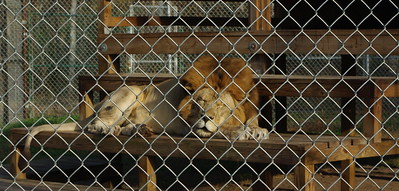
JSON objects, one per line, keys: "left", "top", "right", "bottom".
{"left": 24, "top": 56, "right": 269, "bottom": 158}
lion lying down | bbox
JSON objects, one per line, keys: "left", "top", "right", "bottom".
{"left": 24, "top": 56, "right": 269, "bottom": 158}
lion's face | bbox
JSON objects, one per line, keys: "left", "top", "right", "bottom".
{"left": 179, "top": 88, "right": 245, "bottom": 137}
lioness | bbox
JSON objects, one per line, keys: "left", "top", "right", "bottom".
{"left": 24, "top": 56, "right": 269, "bottom": 158}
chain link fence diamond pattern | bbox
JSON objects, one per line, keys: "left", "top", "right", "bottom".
{"left": 1, "top": 0, "right": 399, "bottom": 190}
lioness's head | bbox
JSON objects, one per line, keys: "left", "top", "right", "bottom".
{"left": 179, "top": 56, "right": 259, "bottom": 138}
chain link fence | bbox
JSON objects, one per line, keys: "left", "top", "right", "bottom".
{"left": 1, "top": 0, "right": 399, "bottom": 190}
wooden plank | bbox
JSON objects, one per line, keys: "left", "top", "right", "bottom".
{"left": 294, "top": 164, "right": 315, "bottom": 191}
{"left": 376, "top": 79, "right": 399, "bottom": 97}
{"left": 104, "top": 16, "right": 247, "bottom": 27}
{"left": 138, "top": 156, "right": 157, "bottom": 191}
{"left": 12, "top": 127, "right": 398, "bottom": 165}
{"left": 10, "top": 128, "right": 375, "bottom": 165}
{"left": 341, "top": 159, "right": 355, "bottom": 191}
{"left": 250, "top": 0, "right": 272, "bottom": 31}
{"left": 118, "top": 0, "right": 245, "bottom": 1}
{"left": 79, "top": 92, "right": 94, "bottom": 120}
{"left": 9, "top": 129, "right": 320, "bottom": 165}
{"left": 98, "top": 0, "right": 112, "bottom": 35}
{"left": 363, "top": 87, "right": 383, "bottom": 143}
{"left": 98, "top": 29, "right": 399, "bottom": 55}
{"left": 302, "top": 139, "right": 399, "bottom": 165}
{"left": 79, "top": 74, "right": 399, "bottom": 98}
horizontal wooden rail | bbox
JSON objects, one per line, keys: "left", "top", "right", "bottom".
{"left": 79, "top": 74, "right": 399, "bottom": 98}
{"left": 97, "top": 29, "right": 399, "bottom": 55}
{"left": 104, "top": 16, "right": 248, "bottom": 27}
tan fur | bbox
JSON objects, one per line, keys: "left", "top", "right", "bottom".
{"left": 24, "top": 56, "right": 268, "bottom": 159}
{"left": 179, "top": 56, "right": 268, "bottom": 139}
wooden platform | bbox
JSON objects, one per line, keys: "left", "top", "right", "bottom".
{"left": 9, "top": 128, "right": 398, "bottom": 166}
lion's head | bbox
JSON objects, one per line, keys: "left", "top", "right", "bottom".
{"left": 178, "top": 56, "right": 259, "bottom": 138}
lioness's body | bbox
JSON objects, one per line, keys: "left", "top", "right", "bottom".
{"left": 24, "top": 79, "right": 189, "bottom": 157}
{"left": 89, "top": 78, "right": 190, "bottom": 135}
{"left": 24, "top": 56, "right": 269, "bottom": 158}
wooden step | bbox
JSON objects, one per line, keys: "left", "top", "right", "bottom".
{"left": 79, "top": 74, "right": 399, "bottom": 98}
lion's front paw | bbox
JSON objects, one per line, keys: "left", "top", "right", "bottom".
{"left": 87, "top": 120, "right": 109, "bottom": 134}
{"left": 247, "top": 126, "right": 269, "bottom": 141}
{"left": 221, "top": 126, "right": 269, "bottom": 141}
{"left": 88, "top": 120, "right": 122, "bottom": 136}
{"left": 109, "top": 125, "right": 122, "bottom": 136}
{"left": 121, "top": 124, "right": 153, "bottom": 137}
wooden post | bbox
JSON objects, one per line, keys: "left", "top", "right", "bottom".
{"left": 294, "top": 164, "right": 315, "bottom": 191}
{"left": 98, "top": 0, "right": 120, "bottom": 75}
{"left": 341, "top": 158, "right": 355, "bottom": 191}
{"left": 250, "top": 0, "right": 272, "bottom": 31}
{"left": 363, "top": 87, "right": 382, "bottom": 143}
{"left": 139, "top": 156, "right": 157, "bottom": 191}
{"left": 79, "top": 91, "right": 94, "bottom": 120}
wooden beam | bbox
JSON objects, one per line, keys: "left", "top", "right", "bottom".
{"left": 139, "top": 156, "right": 157, "bottom": 191}
{"left": 104, "top": 16, "right": 247, "bottom": 27}
{"left": 98, "top": 0, "right": 112, "bottom": 34}
{"left": 294, "top": 164, "right": 315, "bottom": 191}
{"left": 98, "top": 29, "right": 399, "bottom": 55}
{"left": 250, "top": 0, "right": 272, "bottom": 31}
{"left": 13, "top": 128, "right": 387, "bottom": 165}
{"left": 363, "top": 87, "right": 383, "bottom": 143}
{"left": 341, "top": 159, "right": 355, "bottom": 191}
{"left": 79, "top": 92, "right": 94, "bottom": 120}
{"left": 79, "top": 74, "right": 399, "bottom": 98}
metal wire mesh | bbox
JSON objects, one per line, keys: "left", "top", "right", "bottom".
{"left": 1, "top": 0, "right": 399, "bottom": 190}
